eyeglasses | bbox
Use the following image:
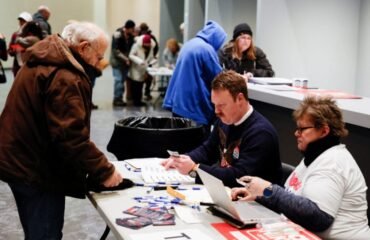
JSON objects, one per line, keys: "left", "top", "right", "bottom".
{"left": 295, "top": 126, "right": 315, "bottom": 134}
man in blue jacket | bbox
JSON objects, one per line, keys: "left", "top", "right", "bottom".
{"left": 163, "top": 20, "right": 226, "bottom": 128}
{"left": 162, "top": 71, "right": 282, "bottom": 187}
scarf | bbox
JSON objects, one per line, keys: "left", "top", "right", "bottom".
{"left": 302, "top": 135, "right": 340, "bottom": 166}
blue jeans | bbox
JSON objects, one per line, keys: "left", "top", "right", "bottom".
{"left": 9, "top": 182, "right": 65, "bottom": 240}
{"left": 113, "top": 67, "right": 129, "bottom": 100}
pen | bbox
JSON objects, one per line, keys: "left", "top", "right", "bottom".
{"left": 199, "top": 202, "right": 215, "bottom": 206}
{"left": 178, "top": 200, "right": 201, "bottom": 211}
{"left": 124, "top": 163, "right": 141, "bottom": 172}
{"left": 146, "top": 187, "right": 154, "bottom": 194}
{"left": 124, "top": 163, "right": 131, "bottom": 171}
{"left": 135, "top": 183, "right": 180, "bottom": 190}
{"left": 153, "top": 186, "right": 178, "bottom": 191}
{"left": 236, "top": 178, "right": 251, "bottom": 187}
{"left": 157, "top": 182, "right": 180, "bottom": 185}
{"left": 134, "top": 183, "right": 157, "bottom": 187}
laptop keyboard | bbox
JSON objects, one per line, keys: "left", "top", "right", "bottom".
{"left": 233, "top": 201, "right": 278, "bottom": 219}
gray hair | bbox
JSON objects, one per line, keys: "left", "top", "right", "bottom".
{"left": 61, "top": 22, "right": 108, "bottom": 49}
{"left": 293, "top": 96, "right": 348, "bottom": 138}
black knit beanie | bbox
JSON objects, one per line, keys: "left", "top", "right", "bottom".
{"left": 233, "top": 23, "right": 253, "bottom": 40}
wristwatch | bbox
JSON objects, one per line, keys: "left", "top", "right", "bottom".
{"left": 188, "top": 163, "right": 199, "bottom": 178}
{"left": 263, "top": 184, "right": 273, "bottom": 198}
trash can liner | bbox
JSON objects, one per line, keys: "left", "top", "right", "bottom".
{"left": 116, "top": 116, "right": 196, "bottom": 129}
{"left": 107, "top": 116, "right": 206, "bottom": 160}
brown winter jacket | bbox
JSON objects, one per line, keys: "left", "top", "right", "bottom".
{"left": 0, "top": 34, "right": 114, "bottom": 198}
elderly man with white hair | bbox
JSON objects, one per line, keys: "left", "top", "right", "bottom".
{"left": 0, "top": 22, "right": 123, "bottom": 239}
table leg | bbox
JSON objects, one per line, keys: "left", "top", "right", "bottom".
{"left": 99, "top": 225, "right": 110, "bottom": 240}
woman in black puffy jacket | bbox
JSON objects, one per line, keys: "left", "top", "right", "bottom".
{"left": 219, "top": 23, "right": 274, "bottom": 79}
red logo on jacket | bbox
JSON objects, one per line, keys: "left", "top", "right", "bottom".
{"left": 288, "top": 172, "right": 302, "bottom": 191}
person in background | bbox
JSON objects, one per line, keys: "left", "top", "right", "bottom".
{"left": 0, "top": 33, "right": 7, "bottom": 61}
{"left": 162, "top": 38, "right": 181, "bottom": 69}
{"left": 8, "top": 11, "right": 33, "bottom": 77}
{"left": 17, "top": 21, "right": 43, "bottom": 43}
{"left": 177, "top": 22, "right": 186, "bottom": 46}
{"left": 0, "top": 33, "right": 7, "bottom": 84}
{"left": 33, "top": 5, "right": 52, "bottom": 37}
{"left": 0, "top": 22, "right": 123, "bottom": 239}
{"left": 14, "top": 21, "right": 44, "bottom": 64}
{"left": 110, "top": 19, "right": 136, "bottom": 107}
{"left": 127, "top": 34, "right": 156, "bottom": 106}
{"left": 163, "top": 20, "right": 226, "bottom": 129}
{"left": 231, "top": 96, "right": 370, "bottom": 239}
{"left": 137, "top": 23, "right": 158, "bottom": 100}
{"left": 162, "top": 71, "right": 282, "bottom": 188}
{"left": 219, "top": 23, "right": 274, "bottom": 80}
{"left": 138, "top": 22, "right": 159, "bottom": 57}
{"left": 179, "top": 22, "right": 185, "bottom": 36}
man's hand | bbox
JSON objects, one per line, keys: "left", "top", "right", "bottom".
{"left": 161, "top": 155, "right": 195, "bottom": 175}
{"left": 102, "top": 169, "right": 123, "bottom": 187}
{"left": 161, "top": 157, "right": 176, "bottom": 170}
{"left": 172, "top": 155, "right": 195, "bottom": 175}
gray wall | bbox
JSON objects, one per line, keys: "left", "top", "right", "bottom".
{"left": 356, "top": 0, "right": 370, "bottom": 97}
{"left": 257, "top": 0, "right": 360, "bottom": 95}
{"left": 184, "top": 0, "right": 206, "bottom": 41}
{"left": 206, "top": 0, "right": 257, "bottom": 42}
{"left": 159, "top": 0, "right": 184, "bottom": 65}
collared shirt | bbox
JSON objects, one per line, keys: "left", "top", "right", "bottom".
{"left": 234, "top": 105, "right": 253, "bottom": 126}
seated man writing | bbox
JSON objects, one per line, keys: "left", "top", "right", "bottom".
{"left": 162, "top": 70, "right": 282, "bottom": 187}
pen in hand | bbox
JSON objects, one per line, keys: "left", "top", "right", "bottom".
{"left": 236, "top": 177, "right": 251, "bottom": 188}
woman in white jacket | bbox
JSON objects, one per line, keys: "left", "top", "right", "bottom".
{"left": 128, "top": 34, "right": 155, "bottom": 106}
{"left": 231, "top": 96, "right": 370, "bottom": 239}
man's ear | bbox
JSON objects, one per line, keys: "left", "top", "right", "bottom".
{"left": 77, "top": 41, "right": 89, "bottom": 54}
{"left": 237, "top": 92, "right": 244, "bottom": 102}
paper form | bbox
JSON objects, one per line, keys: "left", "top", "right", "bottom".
{"left": 124, "top": 158, "right": 195, "bottom": 184}
{"left": 141, "top": 164, "right": 195, "bottom": 184}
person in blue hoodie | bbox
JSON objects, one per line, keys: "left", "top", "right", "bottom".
{"left": 162, "top": 20, "right": 227, "bottom": 129}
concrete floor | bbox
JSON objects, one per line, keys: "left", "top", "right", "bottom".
{"left": 0, "top": 66, "right": 171, "bottom": 239}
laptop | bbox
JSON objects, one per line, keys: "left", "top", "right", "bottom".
{"left": 197, "top": 168, "right": 281, "bottom": 228}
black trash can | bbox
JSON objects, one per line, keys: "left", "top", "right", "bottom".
{"left": 107, "top": 116, "right": 206, "bottom": 160}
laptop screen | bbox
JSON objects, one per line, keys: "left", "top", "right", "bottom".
{"left": 197, "top": 168, "right": 280, "bottom": 224}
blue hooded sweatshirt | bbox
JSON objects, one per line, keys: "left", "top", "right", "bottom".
{"left": 162, "top": 21, "right": 227, "bottom": 125}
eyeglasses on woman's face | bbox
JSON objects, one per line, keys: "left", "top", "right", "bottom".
{"left": 295, "top": 126, "right": 315, "bottom": 134}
